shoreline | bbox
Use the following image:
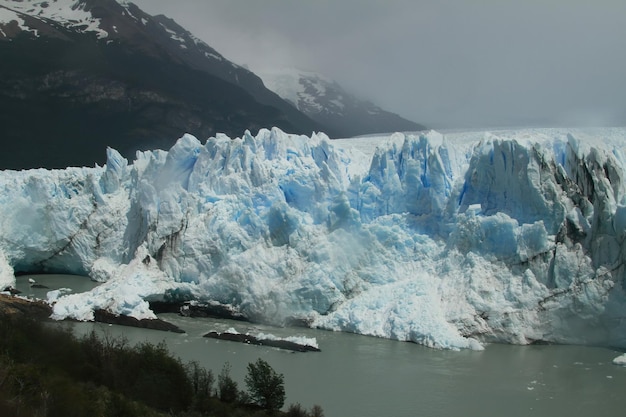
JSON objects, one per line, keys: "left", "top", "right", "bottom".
{"left": 0, "top": 293, "right": 185, "bottom": 333}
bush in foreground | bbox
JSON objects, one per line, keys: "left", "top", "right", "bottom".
{"left": 245, "top": 358, "right": 286, "bottom": 411}
{"left": 0, "top": 306, "right": 325, "bottom": 417}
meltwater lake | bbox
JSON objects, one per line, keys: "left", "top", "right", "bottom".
{"left": 17, "top": 275, "right": 626, "bottom": 417}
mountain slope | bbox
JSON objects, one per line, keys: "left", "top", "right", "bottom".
{"left": 0, "top": 0, "right": 323, "bottom": 169}
{"left": 259, "top": 68, "right": 426, "bottom": 138}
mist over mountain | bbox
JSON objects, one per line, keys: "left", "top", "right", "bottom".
{"left": 259, "top": 68, "right": 426, "bottom": 138}
{"left": 0, "top": 0, "right": 428, "bottom": 170}
{"left": 0, "top": 0, "right": 323, "bottom": 169}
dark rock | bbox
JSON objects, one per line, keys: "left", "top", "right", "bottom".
{"left": 179, "top": 301, "right": 248, "bottom": 321}
{"left": 149, "top": 300, "right": 185, "bottom": 314}
{"left": 149, "top": 300, "right": 249, "bottom": 321}
{"left": 2, "top": 286, "right": 22, "bottom": 295}
{"left": 0, "top": 294, "right": 185, "bottom": 333}
{"left": 93, "top": 309, "right": 185, "bottom": 333}
{"left": 0, "top": 294, "right": 52, "bottom": 319}
{"left": 204, "top": 331, "right": 320, "bottom": 352}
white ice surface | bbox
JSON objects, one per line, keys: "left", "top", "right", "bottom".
{"left": 613, "top": 353, "right": 626, "bottom": 366}
{"left": 255, "top": 332, "right": 319, "bottom": 350}
{"left": 218, "top": 328, "right": 319, "bottom": 350}
{"left": 50, "top": 244, "right": 191, "bottom": 321}
{"left": 0, "top": 250, "right": 13, "bottom": 289}
{"left": 1, "top": 127, "right": 626, "bottom": 349}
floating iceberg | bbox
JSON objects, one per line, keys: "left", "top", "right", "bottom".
{"left": 1, "top": 127, "right": 626, "bottom": 350}
{"left": 613, "top": 353, "right": 626, "bottom": 366}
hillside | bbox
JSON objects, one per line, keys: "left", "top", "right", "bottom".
{"left": 0, "top": 0, "right": 323, "bottom": 169}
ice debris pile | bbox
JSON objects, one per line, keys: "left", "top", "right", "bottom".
{"left": 2, "top": 127, "right": 626, "bottom": 350}
{"left": 613, "top": 353, "right": 626, "bottom": 366}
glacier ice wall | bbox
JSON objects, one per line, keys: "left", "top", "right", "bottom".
{"left": 2, "top": 127, "right": 626, "bottom": 350}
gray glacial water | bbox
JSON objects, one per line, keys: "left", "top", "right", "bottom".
{"left": 19, "top": 275, "right": 626, "bottom": 417}
{"left": 70, "top": 313, "right": 626, "bottom": 417}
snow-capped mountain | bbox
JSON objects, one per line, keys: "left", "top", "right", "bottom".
{"left": 259, "top": 68, "right": 426, "bottom": 138}
{"left": 1, "top": 127, "right": 626, "bottom": 350}
{"left": 0, "top": 0, "right": 322, "bottom": 169}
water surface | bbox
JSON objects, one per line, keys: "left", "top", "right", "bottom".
{"left": 29, "top": 274, "right": 626, "bottom": 417}
{"left": 70, "top": 313, "right": 626, "bottom": 417}
{"left": 15, "top": 274, "right": 100, "bottom": 299}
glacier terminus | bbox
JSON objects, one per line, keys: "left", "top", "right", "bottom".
{"left": 2, "top": 127, "right": 626, "bottom": 350}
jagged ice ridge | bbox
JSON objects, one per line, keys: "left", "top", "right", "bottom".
{"left": 1, "top": 127, "right": 626, "bottom": 350}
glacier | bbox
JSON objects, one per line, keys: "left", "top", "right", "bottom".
{"left": 2, "top": 127, "right": 626, "bottom": 350}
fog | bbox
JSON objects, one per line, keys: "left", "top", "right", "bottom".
{"left": 133, "top": 0, "right": 626, "bottom": 129}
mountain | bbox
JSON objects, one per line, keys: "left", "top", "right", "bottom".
{"left": 0, "top": 0, "right": 323, "bottom": 169}
{"left": 259, "top": 68, "right": 426, "bottom": 138}
{"left": 2, "top": 127, "right": 626, "bottom": 350}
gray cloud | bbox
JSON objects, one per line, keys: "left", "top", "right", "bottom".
{"left": 133, "top": 0, "right": 626, "bottom": 129}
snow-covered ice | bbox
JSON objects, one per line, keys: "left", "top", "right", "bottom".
{"left": 216, "top": 328, "right": 319, "bottom": 350}
{"left": 613, "top": 353, "right": 626, "bottom": 366}
{"left": 255, "top": 332, "right": 319, "bottom": 350}
{"left": 2, "top": 127, "right": 626, "bottom": 350}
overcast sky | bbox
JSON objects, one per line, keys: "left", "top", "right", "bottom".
{"left": 132, "top": 0, "right": 626, "bottom": 129}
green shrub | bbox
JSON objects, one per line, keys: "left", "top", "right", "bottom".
{"left": 217, "top": 362, "right": 239, "bottom": 403}
{"left": 128, "top": 342, "right": 193, "bottom": 411}
{"left": 286, "top": 403, "right": 309, "bottom": 417}
{"left": 310, "top": 404, "right": 325, "bottom": 417}
{"left": 245, "top": 358, "right": 285, "bottom": 411}
{"left": 0, "top": 303, "right": 326, "bottom": 417}
{"left": 186, "top": 360, "right": 214, "bottom": 402}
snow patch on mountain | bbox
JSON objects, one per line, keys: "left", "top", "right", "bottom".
{"left": 0, "top": 7, "right": 28, "bottom": 32}
{"left": 258, "top": 68, "right": 425, "bottom": 137}
{"left": 258, "top": 68, "right": 308, "bottom": 109}
{"left": 1, "top": 127, "right": 626, "bottom": 350}
{"left": 0, "top": 0, "right": 109, "bottom": 38}
{"left": 259, "top": 68, "right": 345, "bottom": 115}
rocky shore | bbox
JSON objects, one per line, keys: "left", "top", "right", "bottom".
{"left": 0, "top": 293, "right": 184, "bottom": 333}
{"left": 204, "top": 330, "right": 320, "bottom": 352}
{"left": 0, "top": 293, "right": 52, "bottom": 320}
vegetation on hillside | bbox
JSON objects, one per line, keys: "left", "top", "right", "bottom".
{"left": 246, "top": 358, "right": 286, "bottom": 411}
{"left": 0, "top": 302, "right": 324, "bottom": 417}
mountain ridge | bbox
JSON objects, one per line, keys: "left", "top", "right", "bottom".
{"left": 0, "top": 0, "right": 324, "bottom": 169}
{"left": 259, "top": 68, "right": 426, "bottom": 138}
